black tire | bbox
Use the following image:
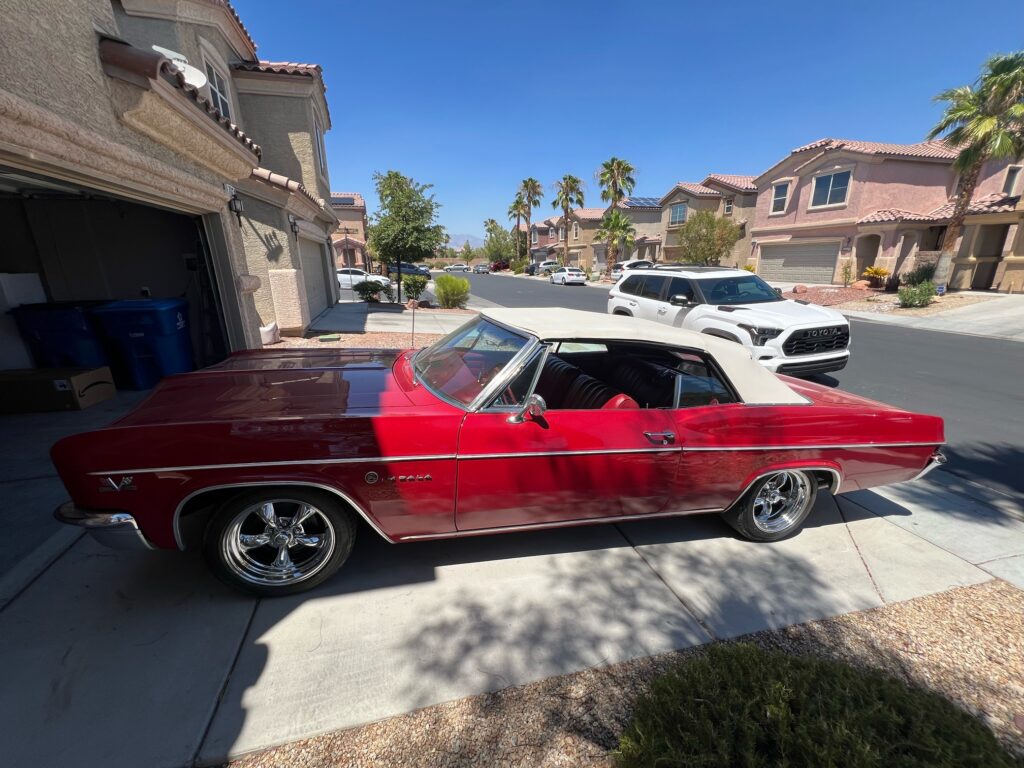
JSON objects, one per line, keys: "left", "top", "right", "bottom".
{"left": 203, "top": 487, "right": 357, "bottom": 597}
{"left": 721, "top": 470, "right": 817, "bottom": 542}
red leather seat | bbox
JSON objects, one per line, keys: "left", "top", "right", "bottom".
{"left": 602, "top": 393, "right": 640, "bottom": 409}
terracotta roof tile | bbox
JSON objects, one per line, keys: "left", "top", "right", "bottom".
{"left": 668, "top": 182, "right": 722, "bottom": 199}
{"left": 234, "top": 60, "right": 322, "bottom": 77}
{"left": 792, "top": 138, "right": 958, "bottom": 160}
{"left": 928, "top": 193, "right": 1021, "bottom": 219}
{"left": 572, "top": 207, "right": 606, "bottom": 220}
{"left": 702, "top": 174, "right": 757, "bottom": 192}
{"left": 98, "top": 38, "right": 261, "bottom": 159}
{"left": 252, "top": 167, "right": 325, "bottom": 210}
{"left": 858, "top": 208, "right": 933, "bottom": 224}
{"left": 212, "top": 1, "right": 258, "bottom": 55}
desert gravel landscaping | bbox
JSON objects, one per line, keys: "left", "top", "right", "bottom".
{"left": 228, "top": 580, "right": 1024, "bottom": 768}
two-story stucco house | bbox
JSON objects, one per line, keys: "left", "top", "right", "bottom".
{"left": 330, "top": 193, "right": 369, "bottom": 269}
{"left": 608, "top": 197, "right": 662, "bottom": 264}
{"left": 0, "top": 0, "right": 340, "bottom": 374}
{"left": 748, "top": 138, "right": 1020, "bottom": 288}
{"left": 529, "top": 216, "right": 562, "bottom": 262}
{"left": 656, "top": 176, "right": 757, "bottom": 268}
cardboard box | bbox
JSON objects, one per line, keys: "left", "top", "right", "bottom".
{"left": 0, "top": 367, "right": 116, "bottom": 413}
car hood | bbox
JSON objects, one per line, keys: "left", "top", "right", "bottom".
{"left": 113, "top": 349, "right": 416, "bottom": 426}
{"left": 706, "top": 299, "right": 845, "bottom": 327}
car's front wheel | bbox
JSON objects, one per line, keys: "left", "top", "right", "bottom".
{"left": 203, "top": 488, "right": 357, "bottom": 596}
{"left": 721, "top": 470, "right": 817, "bottom": 542}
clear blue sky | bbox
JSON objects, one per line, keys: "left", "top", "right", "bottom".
{"left": 236, "top": 0, "right": 1024, "bottom": 238}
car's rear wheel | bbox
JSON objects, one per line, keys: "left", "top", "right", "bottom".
{"left": 203, "top": 488, "right": 356, "bottom": 596}
{"left": 721, "top": 470, "right": 817, "bottom": 542}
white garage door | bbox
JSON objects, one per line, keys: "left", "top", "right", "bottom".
{"left": 759, "top": 242, "right": 840, "bottom": 284}
{"left": 298, "top": 237, "right": 329, "bottom": 320}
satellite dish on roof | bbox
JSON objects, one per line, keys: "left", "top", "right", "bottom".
{"left": 151, "top": 44, "right": 208, "bottom": 89}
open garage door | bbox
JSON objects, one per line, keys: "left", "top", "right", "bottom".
{"left": 758, "top": 242, "right": 840, "bottom": 284}
{"left": 0, "top": 168, "right": 230, "bottom": 377}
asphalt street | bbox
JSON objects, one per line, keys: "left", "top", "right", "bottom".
{"left": 463, "top": 273, "right": 1024, "bottom": 496}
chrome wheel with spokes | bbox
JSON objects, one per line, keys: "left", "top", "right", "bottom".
{"left": 222, "top": 499, "right": 335, "bottom": 587}
{"left": 721, "top": 469, "right": 818, "bottom": 542}
{"left": 204, "top": 488, "right": 357, "bottom": 596}
{"left": 751, "top": 471, "right": 810, "bottom": 534}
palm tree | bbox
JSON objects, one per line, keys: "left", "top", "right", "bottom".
{"left": 507, "top": 194, "right": 529, "bottom": 262}
{"left": 552, "top": 175, "right": 584, "bottom": 265}
{"left": 597, "top": 157, "right": 637, "bottom": 273}
{"left": 597, "top": 156, "right": 636, "bottom": 206}
{"left": 519, "top": 178, "right": 544, "bottom": 264}
{"left": 594, "top": 210, "right": 636, "bottom": 277}
{"left": 927, "top": 52, "right": 1024, "bottom": 289}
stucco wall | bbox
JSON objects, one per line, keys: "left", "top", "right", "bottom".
{"left": 237, "top": 194, "right": 296, "bottom": 325}
{"left": 659, "top": 192, "right": 722, "bottom": 255}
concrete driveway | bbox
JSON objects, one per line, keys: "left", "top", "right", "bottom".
{"left": 1, "top": 466, "right": 1020, "bottom": 767}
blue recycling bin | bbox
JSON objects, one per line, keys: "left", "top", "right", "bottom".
{"left": 10, "top": 302, "right": 109, "bottom": 369}
{"left": 91, "top": 299, "right": 194, "bottom": 389}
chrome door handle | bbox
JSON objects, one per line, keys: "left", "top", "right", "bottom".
{"left": 644, "top": 431, "right": 676, "bottom": 445}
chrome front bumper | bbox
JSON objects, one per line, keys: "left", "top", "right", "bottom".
{"left": 912, "top": 451, "right": 947, "bottom": 482}
{"left": 54, "top": 502, "right": 153, "bottom": 550}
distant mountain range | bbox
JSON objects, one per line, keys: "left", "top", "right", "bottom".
{"left": 447, "top": 233, "right": 484, "bottom": 250}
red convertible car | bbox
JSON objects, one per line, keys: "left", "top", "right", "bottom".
{"left": 52, "top": 308, "right": 945, "bottom": 596}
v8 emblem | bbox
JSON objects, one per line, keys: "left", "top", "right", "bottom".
{"left": 101, "top": 476, "right": 136, "bottom": 492}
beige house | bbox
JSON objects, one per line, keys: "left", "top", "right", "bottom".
{"left": 330, "top": 193, "right": 369, "bottom": 269}
{"left": 0, "top": 0, "right": 339, "bottom": 374}
{"left": 658, "top": 182, "right": 727, "bottom": 263}
{"left": 611, "top": 197, "right": 662, "bottom": 264}
{"left": 657, "top": 177, "right": 757, "bottom": 267}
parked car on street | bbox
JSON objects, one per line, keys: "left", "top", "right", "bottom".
{"left": 473, "top": 264, "right": 490, "bottom": 274}
{"left": 386, "top": 262, "right": 431, "bottom": 279}
{"left": 337, "top": 268, "right": 389, "bottom": 290}
{"left": 608, "top": 267, "right": 850, "bottom": 376}
{"left": 550, "top": 266, "right": 586, "bottom": 285}
{"left": 611, "top": 259, "right": 654, "bottom": 280}
{"left": 51, "top": 308, "right": 943, "bottom": 596}
{"left": 445, "top": 263, "right": 471, "bottom": 272}
{"left": 538, "top": 260, "right": 560, "bottom": 275}
{"left": 490, "top": 259, "right": 510, "bottom": 272}
{"left": 525, "top": 262, "right": 539, "bottom": 275}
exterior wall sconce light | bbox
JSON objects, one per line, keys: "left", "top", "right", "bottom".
{"left": 288, "top": 214, "right": 300, "bottom": 241}
{"left": 225, "top": 184, "right": 244, "bottom": 227}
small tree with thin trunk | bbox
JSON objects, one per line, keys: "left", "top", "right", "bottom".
{"left": 594, "top": 210, "right": 636, "bottom": 277}
{"left": 927, "top": 52, "right": 1024, "bottom": 289}
{"left": 674, "top": 210, "right": 742, "bottom": 266}
{"left": 552, "top": 175, "right": 584, "bottom": 265}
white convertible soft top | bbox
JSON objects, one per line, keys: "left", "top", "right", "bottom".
{"left": 480, "top": 307, "right": 808, "bottom": 406}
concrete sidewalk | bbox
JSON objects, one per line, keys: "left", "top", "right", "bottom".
{"left": 839, "top": 293, "right": 1024, "bottom": 341}
{"left": 1, "top": 468, "right": 1020, "bottom": 766}
{"left": 310, "top": 302, "right": 474, "bottom": 335}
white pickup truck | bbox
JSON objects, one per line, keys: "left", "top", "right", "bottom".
{"left": 607, "top": 266, "right": 850, "bottom": 376}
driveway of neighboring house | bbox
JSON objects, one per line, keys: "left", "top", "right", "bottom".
{"left": 0, "top": 455, "right": 1019, "bottom": 766}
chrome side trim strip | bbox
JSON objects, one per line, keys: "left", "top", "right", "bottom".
{"left": 458, "top": 447, "right": 681, "bottom": 460}
{"left": 681, "top": 442, "right": 944, "bottom": 452}
{"left": 89, "top": 454, "right": 458, "bottom": 477}
{"left": 398, "top": 506, "right": 725, "bottom": 541}
{"left": 172, "top": 480, "right": 396, "bottom": 550}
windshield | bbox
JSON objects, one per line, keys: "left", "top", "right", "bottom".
{"left": 413, "top": 317, "right": 530, "bottom": 407}
{"left": 697, "top": 274, "right": 782, "bottom": 305}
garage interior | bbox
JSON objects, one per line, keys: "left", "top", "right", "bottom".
{"left": 0, "top": 166, "right": 229, "bottom": 375}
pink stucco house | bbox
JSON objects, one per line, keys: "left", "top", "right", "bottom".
{"left": 748, "top": 138, "right": 1021, "bottom": 288}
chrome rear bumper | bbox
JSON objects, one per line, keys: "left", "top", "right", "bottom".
{"left": 54, "top": 502, "right": 153, "bottom": 550}
{"left": 912, "top": 451, "right": 947, "bottom": 482}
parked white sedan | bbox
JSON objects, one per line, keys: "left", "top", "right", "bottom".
{"left": 337, "top": 268, "right": 390, "bottom": 290}
{"left": 550, "top": 266, "right": 586, "bottom": 285}
{"left": 445, "top": 263, "right": 471, "bottom": 273}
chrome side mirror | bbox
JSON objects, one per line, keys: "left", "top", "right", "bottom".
{"left": 508, "top": 393, "right": 547, "bottom": 424}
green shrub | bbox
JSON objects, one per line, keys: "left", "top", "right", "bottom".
{"left": 433, "top": 274, "right": 470, "bottom": 308}
{"left": 898, "top": 281, "right": 937, "bottom": 308}
{"left": 353, "top": 280, "right": 393, "bottom": 302}
{"left": 903, "top": 262, "right": 937, "bottom": 286}
{"left": 616, "top": 643, "right": 1018, "bottom": 768}
{"left": 841, "top": 261, "right": 853, "bottom": 287}
{"left": 400, "top": 274, "right": 428, "bottom": 301}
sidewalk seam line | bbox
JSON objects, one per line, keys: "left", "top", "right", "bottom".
{"left": 614, "top": 523, "right": 718, "bottom": 643}
{"left": 841, "top": 494, "right": 999, "bottom": 571}
{"left": 0, "top": 529, "right": 84, "bottom": 614}
{"left": 836, "top": 500, "right": 885, "bottom": 605}
{"left": 191, "top": 597, "right": 261, "bottom": 768}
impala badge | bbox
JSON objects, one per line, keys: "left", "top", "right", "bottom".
{"left": 364, "top": 471, "right": 380, "bottom": 485}
{"left": 101, "top": 476, "right": 136, "bottom": 492}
